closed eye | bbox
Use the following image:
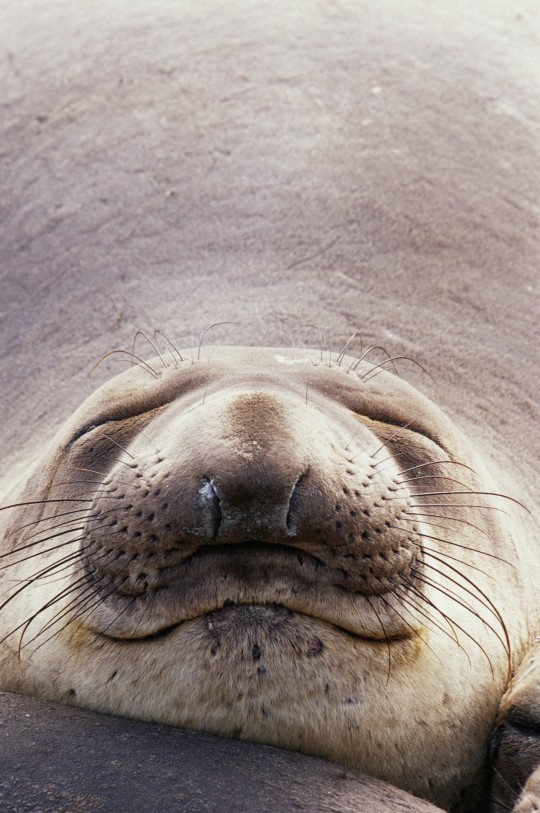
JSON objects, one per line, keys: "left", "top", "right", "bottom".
{"left": 65, "top": 418, "right": 122, "bottom": 450}
{"left": 355, "top": 414, "right": 451, "bottom": 458}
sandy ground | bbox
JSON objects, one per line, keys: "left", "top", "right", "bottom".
{"left": 0, "top": 0, "right": 538, "bottom": 810}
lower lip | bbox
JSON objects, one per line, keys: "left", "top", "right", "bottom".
{"left": 100, "top": 602, "right": 413, "bottom": 645}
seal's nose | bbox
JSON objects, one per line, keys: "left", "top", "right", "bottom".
{"left": 198, "top": 467, "right": 302, "bottom": 541}
{"left": 154, "top": 384, "right": 371, "bottom": 551}
{"left": 196, "top": 391, "right": 305, "bottom": 541}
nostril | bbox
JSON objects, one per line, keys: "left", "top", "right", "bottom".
{"left": 286, "top": 471, "right": 308, "bottom": 535}
{"left": 199, "top": 478, "right": 222, "bottom": 538}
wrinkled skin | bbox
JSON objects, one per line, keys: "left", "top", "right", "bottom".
{"left": 1, "top": 1, "right": 539, "bottom": 812}
{"left": 0, "top": 346, "right": 538, "bottom": 812}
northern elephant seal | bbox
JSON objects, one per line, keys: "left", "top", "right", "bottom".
{"left": 0, "top": 342, "right": 538, "bottom": 812}
{"left": 1, "top": 0, "right": 539, "bottom": 811}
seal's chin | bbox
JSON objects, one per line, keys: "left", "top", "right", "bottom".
{"left": 81, "top": 540, "right": 423, "bottom": 644}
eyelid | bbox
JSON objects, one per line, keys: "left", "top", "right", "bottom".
{"left": 65, "top": 418, "right": 120, "bottom": 450}
{"left": 355, "top": 414, "right": 449, "bottom": 456}
{"left": 65, "top": 402, "right": 168, "bottom": 452}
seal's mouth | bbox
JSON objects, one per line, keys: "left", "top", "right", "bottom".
{"left": 100, "top": 602, "right": 414, "bottom": 646}
{"left": 82, "top": 540, "right": 423, "bottom": 644}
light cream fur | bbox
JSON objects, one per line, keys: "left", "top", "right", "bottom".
{"left": 0, "top": 345, "right": 538, "bottom": 813}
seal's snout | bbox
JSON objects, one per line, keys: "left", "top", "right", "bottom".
{"left": 198, "top": 469, "right": 301, "bottom": 541}
{"left": 185, "top": 388, "right": 311, "bottom": 543}
{"left": 83, "top": 379, "right": 417, "bottom": 608}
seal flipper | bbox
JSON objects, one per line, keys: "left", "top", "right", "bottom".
{"left": 490, "top": 642, "right": 540, "bottom": 812}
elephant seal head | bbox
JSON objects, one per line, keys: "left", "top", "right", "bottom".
{"left": 0, "top": 344, "right": 536, "bottom": 811}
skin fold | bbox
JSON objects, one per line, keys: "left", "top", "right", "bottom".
{"left": 0, "top": 2, "right": 538, "bottom": 811}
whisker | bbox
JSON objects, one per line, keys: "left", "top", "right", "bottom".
{"left": 410, "top": 569, "right": 497, "bottom": 677}
{"left": 153, "top": 329, "right": 184, "bottom": 365}
{"left": 370, "top": 422, "right": 415, "bottom": 459}
{"left": 301, "top": 324, "right": 324, "bottom": 363}
{"left": 131, "top": 330, "right": 169, "bottom": 371}
{"left": 413, "top": 565, "right": 480, "bottom": 620}
{"left": 421, "top": 551, "right": 511, "bottom": 662}
{"left": 344, "top": 424, "right": 365, "bottom": 452}
{"left": 421, "top": 545, "right": 499, "bottom": 580}
{"left": 391, "top": 525, "right": 513, "bottom": 567}
{"left": 400, "top": 581, "right": 473, "bottom": 671}
{"left": 372, "top": 586, "right": 454, "bottom": 683}
{"left": 71, "top": 466, "right": 135, "bottom": 484}
{"left": 489, "top": 765, "right": 520, "bottom": 810}
{"left": 370, "top": 451, "right": 431, "bottom": 469}
{"left": 102, "top": 458, "right": 138, "bottom": 470}
{"left": 5, "top": 508, "right": 95, "bottom": 540}
{"left": 1, "top": 526, "right": 88, "bottom": 562}
{"left": 17, "top": 569, "right": 103, "bottom": 656}
{"left": 20, "top": 576, "right": 95, "bottom": 650}
{"left": 347, "top": 346, "right": 400, "bottom": 376}
{"left": 197, "top": 322, "right": 241, "bottom": 361}
{"left": 376, "top": 583, "right": 441, "bottom": 650}
{"left": 0, "top": 548, "right": 84, "bottom": 619}
{"left": 394, "top": 460, "right": 478, "bottom": 477}
{"left": 401, "top": 490, "right": 527, "bottom": 512}
{"left": 11, "top": 508, "right": 103, "bottom": 548}
{"left": 408, "top": 525, "right": 516, "bottom": 570}
{"left": 97, "top": 433, "right": 135, "bottom": 460}
{"left": 29, "top": 558, "right": 88, "bottom": 586}
{"left": 407, "top": 502, "right": 509, "bottom": 517}
{"left": 27, "top": 587, "right": 106, "bottom": 657}
{"left": 390, "top": 475, "right": 474, "bottom": 491}
{"left": 52, "top": 447, "right": 134, "bottom": 475}
{"left": 365, "top": 595, "right": 392, "bottom": 683}
{"left": 0, "top": 560, "right": 79, "bottom": 604}
{"left": 133, "top": 428, "right": 161, "bottom": 456}
{"left": 336, "top": 331, "right": 362, "bottom": 367}
{"left": 2, "top": 534, "right": 86, "bottom": 570}
{"left": 392, "top": 584, "right": 474, "bottom": 673}
{"left": 413, "top": 558, "right": 511, "bottom": 678}
{"left": 23, "top": 553, "right": 121, "bottom": 645}
{"left": 87, "top": 349, "right": 160, "bottom": 379}
{"left": 393, "top": 583, "right": 460, "bottom": 648}
{"left": 0, "top": 498, "right": 94, "bottom": 513}
{"left": 360, "top": 356, "right": 433, "bottom": 384}
{"left": 401, "top": 512, "right": 491, "bottom": 536}
{"left": 99, "top": 597, "right": 143, "bottom": 639}
{"left": 21, "top": 562, "right": 132, "bottom": 657}
{"left": 48, "top": 480, "right": 114, "bottom": 488}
